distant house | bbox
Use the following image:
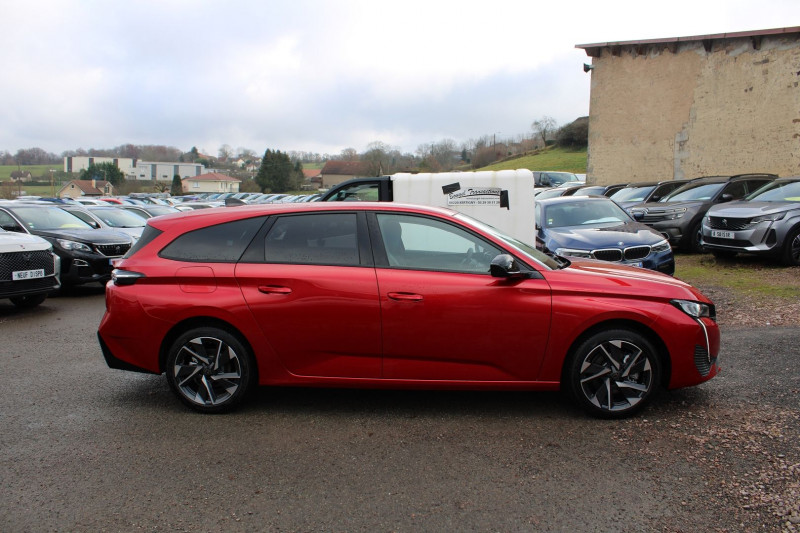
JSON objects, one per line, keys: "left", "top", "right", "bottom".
{"left": 182, "top": 172, "right": 241, "bottom": 194}
{"left": 10, "top": 170, "right": 33, "bottom": 182}
{"left": 319, "top": 161, "right": 376, "bottom": 189}
{"left": 302, "top": 168, "right": 323, "bottom": 190}
{"left": 58, "top": 179, "right": 115, "bottom": 198}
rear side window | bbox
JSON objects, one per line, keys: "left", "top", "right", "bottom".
{"left": 159, "top": 217, "right": 266, "bottom": 262}
{"left": 124, "top": 226, "right": 163, "bottom": 258}
{"left": 263, "top": 213, "right": 359, "bottom": 266}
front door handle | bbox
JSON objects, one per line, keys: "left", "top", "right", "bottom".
{"left": 387, "top": 292, "right": 423, "bottom": 302}
{"left": 258, "top": 285, "right": 292, "bottom": 295}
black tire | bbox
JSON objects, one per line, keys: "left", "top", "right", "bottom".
{"left": 688, "top": 221, "right": 705, "bottom": 253}
{"left": 781, "top": 227, "right": 800, "bottom": 266}
{"left": 9, "top": 293, "right": 48, "bottom": 308}
{"left": 165, "top": 327, "right": 255, "bottom": 413}
{"left": 566, "top": 328, "right": 661, "bottom": 419}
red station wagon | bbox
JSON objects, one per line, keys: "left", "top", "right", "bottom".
{"left": 97, "top": 202, "right": 720, "bottom": 418}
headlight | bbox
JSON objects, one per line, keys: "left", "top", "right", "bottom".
{"left": 671, "top": 299, "right": 715, "bottom": 320}
{"left": 751, "top": 212, "right": 786, "bottom": 223}
{"left": 663, "top": 208, "right": 687, "bottom": 220}
{"left": 555, "top": 248, "right": 593, "bottom": 259}
{"left": 651, "top": 239, "right": 671, "bottom": 253}
{"left": 56, "top": 239, "right": 92, "bottom": 252}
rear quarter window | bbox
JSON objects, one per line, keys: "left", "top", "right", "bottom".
{"left": 159, "top": 217, "right": 266, "bottom": 262}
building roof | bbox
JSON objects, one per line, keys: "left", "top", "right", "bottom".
{"left": 321, "top": 160, "right": 375, "bottom": 176}
{"left": 577, "top": 26, "right": 800, "bottom": 57}
{"left": 302, "top": 168, "right": 322, "bottom": 178}
{"left": 61, "top": 179, "right": 113, "bottom": 195}
{"left": 182, "top": 172, "right": 240, "bottom": 182}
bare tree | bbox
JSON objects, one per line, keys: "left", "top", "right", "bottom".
{"left": 531, "top": 116, "right": 558, "bottom": 147}
{"left": 218, "top": 144, "right": 233, "bottom": 161}
{"left": 340, "top": 147, "right": 358, "bottom": 161}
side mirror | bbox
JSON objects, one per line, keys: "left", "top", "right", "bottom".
{"left": 650, "top": 195, "right": 661, "bottom": 202}
{"left": 720, "top": 193, "right": 734, "bottom": 202}
{"left": 490, "top": 254, "right": 528, "bottom": 279}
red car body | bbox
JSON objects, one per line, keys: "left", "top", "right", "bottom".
{"left": 98, "top": 202, "right": 720, "bottom": 417}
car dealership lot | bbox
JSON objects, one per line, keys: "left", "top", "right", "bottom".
{"left": 2, "top": 288, "right": 799, "bottom": 531}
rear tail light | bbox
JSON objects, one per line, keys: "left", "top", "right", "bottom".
{"left": 111, "top": 269, "right": 145, "bottom": 286}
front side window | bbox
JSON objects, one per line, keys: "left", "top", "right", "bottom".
{"left": 264, "top": 213, "right": 360, "bottom": 266}
{"left": 160, "top": 217, "right": 266, "bottom": 262}
{"left": 376, "top": 213, "right": 501, "bottom": 274}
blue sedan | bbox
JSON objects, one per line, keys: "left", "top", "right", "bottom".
{"left": 535, "top": 196, "right": 675, "bottom": 275}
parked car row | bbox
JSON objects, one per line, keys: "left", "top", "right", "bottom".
{"left": 0, "top": 201, "right": 135, "bottom": 290}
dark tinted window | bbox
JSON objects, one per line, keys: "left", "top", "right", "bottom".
{"left": 264, "top": 213, "right": 359, "bottom": 266}
{"left": 159, "top": 217, "right": 266, "bottom": 262}
{"left": 124, "top": 226, "right": 163, "bottom": 258}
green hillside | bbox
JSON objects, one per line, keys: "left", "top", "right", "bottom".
{"left": 478, "top": 147, "right": 587, "bottom": 173}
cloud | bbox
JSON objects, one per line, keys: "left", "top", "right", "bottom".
{"left": 1, "top": 0, "right": 798, "bottom": 156}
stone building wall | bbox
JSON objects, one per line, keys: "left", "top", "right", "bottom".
{"left": 582, "top": 31, "right": 800, "bottom": 184}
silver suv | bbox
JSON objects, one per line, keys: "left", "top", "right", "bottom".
{"left": 701, "top": 177, "right": 800, "bottom": 265}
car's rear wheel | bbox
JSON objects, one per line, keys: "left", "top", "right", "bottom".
{"left": 165, "top": 327, "right": 255, "bottom": 413}
{"left": 567, "top": 329, "right": 661, "bottom": 419}
{"left": 9, "top": 293, "right": 48, "bottom": 308}
{"left": 781, "top": 227, "right": 800, "bottom": 266}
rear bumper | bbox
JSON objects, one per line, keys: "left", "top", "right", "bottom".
{"left": 98, "top": 332, "right": 159, "bottom": 374}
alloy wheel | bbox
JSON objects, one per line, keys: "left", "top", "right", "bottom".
{"left": 171, "top": 335, "right": 244, "bottom": 408}
{"left": 577, "top": 339, "right": 654, "bottom": 413}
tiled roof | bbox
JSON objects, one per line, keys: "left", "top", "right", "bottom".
{"left": 67, "top": 180, "right": 112, "bottom": 194}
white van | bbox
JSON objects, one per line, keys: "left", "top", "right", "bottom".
{"left": 320, "top": 170, "right": 536, "bottom": 244}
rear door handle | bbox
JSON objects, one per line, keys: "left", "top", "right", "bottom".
{"left": 387, "top": 292, "right": 423, "bottom": 302}
{"left": 258, "top": 285, "right": 292, "bottom": 295}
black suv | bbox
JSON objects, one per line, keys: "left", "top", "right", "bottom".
{"left": 0, "top": 203, "right": 132, "bottom": 287}
{"left": 627, "top": 174, "right": 777, "bottom": 252}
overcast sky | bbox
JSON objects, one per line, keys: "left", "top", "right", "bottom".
{"left": 2, "top": 0, "right": 798, "bottom": 157}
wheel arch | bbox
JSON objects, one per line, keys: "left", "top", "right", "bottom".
{"left": 559, "top": 318, "right": 672, "bottom": 388}
{"left": 158, "top": 316, "right": 258, "bottom": 375}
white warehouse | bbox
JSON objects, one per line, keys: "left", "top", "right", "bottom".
{"left": 63, "top": 156, "right": 206, "bottom": 181}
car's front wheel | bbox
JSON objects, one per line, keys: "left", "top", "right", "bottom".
{"left": 781, "top": 226, "right": 800, "bottom": 266}
{"left": 9, "top": 293, "right": 48, "bottom": 308}
{"left": 165, "top": 327, "right": 255, "bottom": 413}
{"left": 566, "top": 329, "right": 661, "bottom": 419}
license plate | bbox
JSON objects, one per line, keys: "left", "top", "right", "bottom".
{"left": 625, "top": 261, "right": 643, "bottom": 268}
{"left": 711, "top": 230, "right": 734, "bottom": 239}
{"left": 12, "top": 269, "right": 45, "bottom": 280}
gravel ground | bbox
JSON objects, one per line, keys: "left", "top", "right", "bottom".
{"left": 675, "top": 267, "right": 800, "bottom": 532}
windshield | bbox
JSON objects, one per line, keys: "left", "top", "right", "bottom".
{"left": 12, "top": 206, "right": 93, "bottom": 231}
{"left": 746, "top": 179, "right": 800, "bottom": 201}
{"left": 544, "top": 200, "right": 630, "bottom": 228}
{"left": 662, "top": 182, "right": 724, "bottom": 202}
{"left": 543, "top": 172, "right": 580, "bottom": 186}
{"left": 90, "top": 208, "right": 147, "bottom": 228}
{"left": 610, "top": 185, "right": 656, "bottom": 202}
{"left": 453, "top": 212, "right": 560, "bottom": 270}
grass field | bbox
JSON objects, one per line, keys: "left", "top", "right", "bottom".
{"left": 478, "top": 147, "right": 587, "bottom": 173}
{"left": 0, "top": 164, "right": 61, "bottom": 179}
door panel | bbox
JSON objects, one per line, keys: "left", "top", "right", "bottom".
{"left": 237, "top": 263, "right": 382, "bottom": 378}
{"left": 377, "top": 269, "right": 552, "bottom": 381}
